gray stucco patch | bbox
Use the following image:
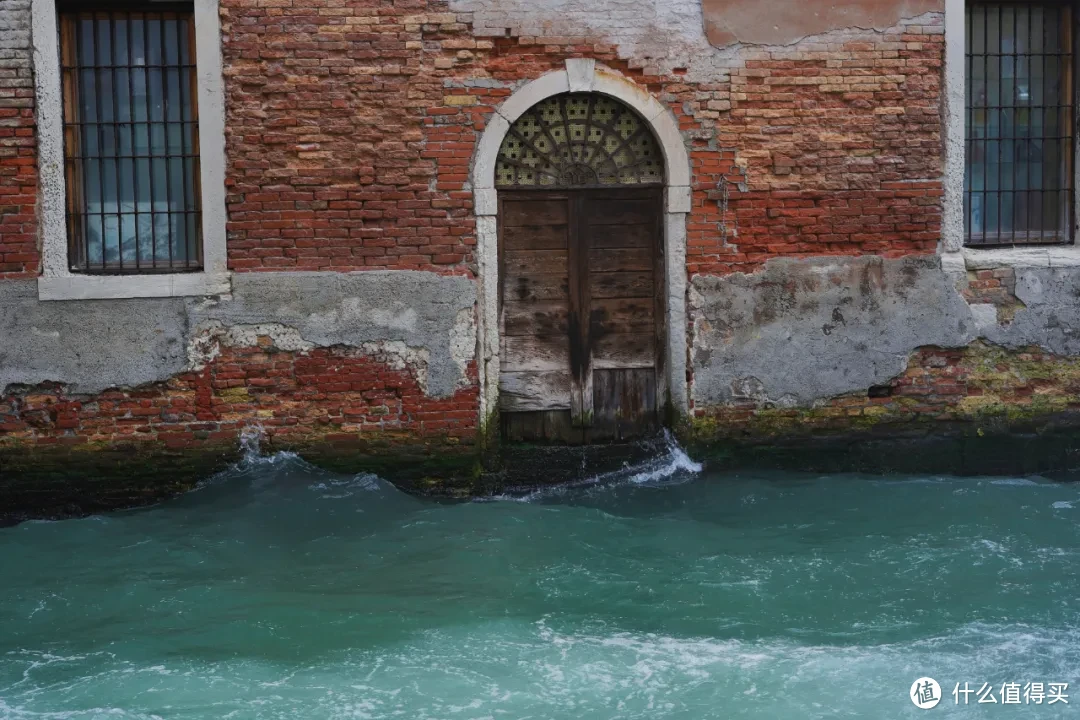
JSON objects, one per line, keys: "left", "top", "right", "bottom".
{"left": 982, "top": 268, "right": 1080, "bottom": 355}
{"left": 190, "top": 271, "right": 476, "bottom": 397}
{"left": 1, "top": 271, "right": 477, "bottom": 398}
{"left": 690, "top": 256, "right": 977, "bottom": 406}
{"left": 0, "top": 280, "right": 190, "bottom": 394}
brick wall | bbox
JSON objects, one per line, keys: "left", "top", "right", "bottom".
{"left": 219, "top": 2, "right": 944, "bottom": 276}
{"left": 0, "top": 0, "right": 38, "bottom": 278}
{"left": 691, "top": 25, "right": 945, "bottom": 275}
{"left": 0, "top": 338, "right": 478, "bottom": 451}
{"left": 0, "top": 1, "right": 945, "bottom": 278}
{"left": 690, "top": 341, "right": 1080, "bottom": 440}
{"left": 221, "top": 1, "right": 483, "bottom": 273}
{"left": 961, "top": 267, "right": 1025, "bottom": 324}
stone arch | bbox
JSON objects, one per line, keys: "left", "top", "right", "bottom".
{"left": 472, "top": 59, "right": 692, "bottom": 427}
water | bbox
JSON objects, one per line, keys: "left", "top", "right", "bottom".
{"left": 1, "top": 439, "right": 1079, "bottom": 719}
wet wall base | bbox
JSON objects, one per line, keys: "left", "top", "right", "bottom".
{"left": 7, "top": 419, "right": 1080, "bottom": 524}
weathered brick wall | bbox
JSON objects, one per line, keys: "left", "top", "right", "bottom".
{"left": 219, "top": 1, "right": 943, "bottom": 276}
{"left": 696, "top": 25, "right": 945, "bottom": 275}
{"left": 961, "top": 267, "right": 1026, "bottom": 324}
{"left": 0, "top": 0, "right": 37, "bottom": 278}
{"left": 690, "top": 341, "right": 1080, "bottom": 440}
{"left": 1, "top": 2, "right": 946, "bottom": 278}
{"left": 0, "top": 338, "right": 478, "bottom": 451}
{"left": 221, "top": 0, "right": 483, "bottom": 272}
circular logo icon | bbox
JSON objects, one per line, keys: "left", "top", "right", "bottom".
{"left": 910, "top": 677, "right": 942, "bottom": 709}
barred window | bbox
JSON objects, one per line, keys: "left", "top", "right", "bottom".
{"left": 965, "top": 2, "right": 1075, "bottom": 247}
{"left": 60, "top": 4, "right": 201, "bottom": 274}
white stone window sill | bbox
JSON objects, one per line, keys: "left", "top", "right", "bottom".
{"left": 953, "top": 245, "right": 1080, "bottom": 270}
{"left": 38, "top": 272, "right": 231, "bottom": 301}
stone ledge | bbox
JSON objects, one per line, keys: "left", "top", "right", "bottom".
{"left": 956, "top": 246, "right": 1080, "bottom": 270}
{"left": 38, "top": 272, "right": 232, "bottom": 301}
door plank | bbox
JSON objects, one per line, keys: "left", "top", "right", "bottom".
{"left": 503, "top": 299, "right": 570, "bottom": 336}
{"left": 591, "top": 368, "right": 658, "bottom": 440}
{"left": 500, "top": 410, "right": 584, "bottom": 444}
{"left": 502, "top": 199, "right": 568, "bottom": 227}
{"left": 590, "top": 271, "right": 654, "bottom": 299}
{"left": 589, "top": 223, "right": 653, "bottom": 249}
{"left": 503, "top": 249, "right": 568, "bottom": 276}
{"left": 503, "top": 224, "right": 569, "bottom": 250}
{"left": 593, "top": 333, "right": 656, "bottom": 369}
{"left": 505, "top": 274, "right": 569, "bottom": 303}
{"left": 588, "top": 247, "right": 653, "bottom": 272}
{"left": 590, "top": 297, "right": 655, "bottom": 335}
{"left": 586, "top": 199, "right": 653, "bottom": 226}
{"left": 502, "top": 334, "right": 571, "bottom": 372}
{"left": 499, "top": 370, "right": 572, "bottom": 411}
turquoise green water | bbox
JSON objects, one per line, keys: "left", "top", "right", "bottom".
{"left": 1, "top": 441, "right": 1079, "bottom": 719}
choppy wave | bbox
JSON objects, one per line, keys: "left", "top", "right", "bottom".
{"left": 3, "top": 620, "right": 1077, "bottom": 719}
{"left": 493, "top": 430, "right": 703, "bottom": 503}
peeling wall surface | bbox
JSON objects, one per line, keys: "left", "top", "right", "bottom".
{"left": 451, "top": 0, "right": 732, "bottom": 79}
{"left": 702, "top": 0, "right": 943, "bottom": 47}
{"left": 689, "top": 257, "right": 1080, "bottom": 408}
{"left": 980, "top": 270, "right": 1080, "bottom": 357}
{"left": 0, "top": 271, "right": 476, "bottom": 398}
{"left": 690, "top": 257, "right": 973, "bottom": 406}
{"left": 0, "top": 282, "right": 189, "bottom": 395}
{"left": 452, "top": 0, "right": 939, "bottom": 79}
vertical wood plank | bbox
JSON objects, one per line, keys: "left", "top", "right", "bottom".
{"left": 583, "top": 190, "right": 663, "bottom": 439}
{"left": 591, "top": 368, "right": 658, "bottom": 441}
{"left": 568, "top": 192, "right": 593, "bottom": 426}
{"left": 652, "top": 190, "right": 668, "bottom": 419}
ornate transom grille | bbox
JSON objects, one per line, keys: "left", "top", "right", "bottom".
{"left": 495, "top": 93, "right": 664, "bottom": 189}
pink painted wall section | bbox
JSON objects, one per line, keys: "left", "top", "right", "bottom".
{"left": 703, "top": 0, "right": 944, "bottom": 46}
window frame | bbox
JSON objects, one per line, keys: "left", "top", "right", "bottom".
{"left": 32, "top": 0, "right": 228, "bottom": 300}
{"left": 967, "top": 0, "right": 1075, "bottom": 248}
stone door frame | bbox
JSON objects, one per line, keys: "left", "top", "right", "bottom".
{"left": 472, "top": 59, "right": 692, "bottom": 428}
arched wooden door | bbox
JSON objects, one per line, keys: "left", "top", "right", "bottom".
{"left": 495, "top": 93, "right": 666, "bottom": 444}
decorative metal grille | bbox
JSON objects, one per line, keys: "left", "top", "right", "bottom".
{"left": 495, "top": 94, "right": 664, "bottom": 189}
{"left": 60, "top": 4, "right": 202, "bottom": 274}
{"left": 965, "top": 2, "right": 1074, "bottom": 246}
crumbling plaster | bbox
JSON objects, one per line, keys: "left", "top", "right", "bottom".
{"left": 0, "top": 271, "right": 476, "bottom": 398}
{"left": 689, "top": 256, "right": 1080, "bottom": 408}
{"left": 452, "top": 0, "right": 942, "bottom": 80}
{"left": 702, "top": 0, "right": 943, "bottom": 47}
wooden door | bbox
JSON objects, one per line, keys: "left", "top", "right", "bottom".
{"left": 499, "top": 188, "right": 663, "bottom": 443}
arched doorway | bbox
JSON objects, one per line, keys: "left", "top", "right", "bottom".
{"left": 495, "top": 93, "right": 666, "bottom": 443}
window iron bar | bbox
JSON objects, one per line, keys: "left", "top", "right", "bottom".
{"left": 59, "top": 7, "right": 202, "bottom": 274}
{"left": 964, "top": 1, "right": 1075, "bottom": 247}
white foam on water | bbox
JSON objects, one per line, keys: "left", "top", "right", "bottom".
{"left": 236, "top": 424, "right": 304, "bottom": 469}
{"left": 494, "top": 431, "right": 703, "bottom": 503}
{"left": 623, "top": 433, "right": 703, "bottom": 485}
{"left": 309, "top": 473, "right": 384, "bottom": 498}
{"left": 988, "top": 478, "right": 1046, "bottom": 487}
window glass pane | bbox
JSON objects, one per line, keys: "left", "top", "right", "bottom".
{"left": 60, "top": 9, "right": 201, "bottom": 273}
{"left": 965, "top": 2, "right": 1073, "bottom": 246}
